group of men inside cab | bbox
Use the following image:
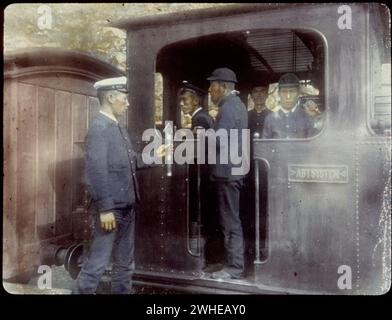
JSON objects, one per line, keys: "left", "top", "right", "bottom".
{"left": 180, "top": 71, "right": 323, "bottom": 140}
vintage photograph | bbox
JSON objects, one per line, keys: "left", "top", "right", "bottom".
{"left": 3, "top": 3, "right": 391, "bottom": 296}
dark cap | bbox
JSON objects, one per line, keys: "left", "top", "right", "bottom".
{"left": 251, "top": 85, "right": 269, "bottom": 93}
{"left": 206, "top": 67, "right": 238, "bottom": 83}
{"left": 180, "top": 80, "right": 207, "bottom": 96}
{"left": 93, "top": 76, "right": 128, "bottom": 93}
{"left": 278, "top": 73, "right": 300, "bottom": 88}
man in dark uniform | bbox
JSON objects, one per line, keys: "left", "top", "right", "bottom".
{"left": 179, "top": 80, "right": 214, "bottom": 132}
{"left": 263, "top": 73, "right": 316, "bottom": 139}
{"left": 248, "top": 85, "right": 271, "bottom": 138}
{"left": 73, "top": 76, "right": 165, "bottom": 294}
{"left": 179, "top": 81, "right": 220, "bottom": 268}
{"left": 206, "top": 67, "right": 249, "bottom": 280}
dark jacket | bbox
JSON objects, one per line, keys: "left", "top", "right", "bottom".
{"left": 210, "top": 92, "right": 248, "bottom": 181}
{"left": 84, "top": 113, "right": 144, "bottom": 212}
{"left": 191, "top": 108, "right": 214, "bottom": 130}
{"left": 262, "top": 103, "right": 314, "bottom": 139}
{"left": 248, "top": 108, "right": 272, "bottom": 138}
{"left": 191, "top": 107, "right": 214, "bottom": 180}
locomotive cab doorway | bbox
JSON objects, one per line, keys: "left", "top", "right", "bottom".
{"left": 137, "top": 28, "right": 325, "bottom": 286}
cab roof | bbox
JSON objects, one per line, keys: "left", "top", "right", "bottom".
{"left": 112, "top": 3, "right": 301, "bottom": 30}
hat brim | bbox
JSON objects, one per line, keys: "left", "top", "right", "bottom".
{"left": 181, "top": 88, "right": 204, "bottom": 96}
{"left": 278, "top": 84, "right": 300, "bottom": 88}
{"left": 207, "top": 76, "right": 237, "bottom": 83}
{"left": 98, "top": 88, "right": 128, "bottom": 93}
{"left": 206, "top": 76, "right": 218, "bottom": 81}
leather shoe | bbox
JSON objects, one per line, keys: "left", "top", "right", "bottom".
{"left": 202, "top": 263, "right": 223, "bottom": 273}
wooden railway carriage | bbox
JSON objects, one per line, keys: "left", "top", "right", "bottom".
{"left": 3, "top": 49, "right": 125, "bottom": 281}
{"left": 113, "top": 3, "right": 391, "bottom": 294}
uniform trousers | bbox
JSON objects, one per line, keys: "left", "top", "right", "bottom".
{"left": 73, "top": 207, "right": 135, "bottom": 294}
{"left": 215, "top": 180, "right": 245, "bottom": 278}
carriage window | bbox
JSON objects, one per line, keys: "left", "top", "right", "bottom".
{"left": 154, "top": 72, "right": 163, "bottom": 126}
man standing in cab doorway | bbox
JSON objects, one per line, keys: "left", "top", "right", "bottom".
{"left": 206, "top": 67, "right": 248, "bottom": 280}
{"left": 178, "top": 80, "right": 219, "bottom": 267}
{"left": 73, "top": 76, "right": 166, "bottom": 294}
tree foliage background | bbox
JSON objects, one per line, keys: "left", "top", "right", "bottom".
{"left": 5, "top": 3, "right": 231, "bottom": 124}
{"left": 4, "top": 3, "right": 232, "bottom": 70}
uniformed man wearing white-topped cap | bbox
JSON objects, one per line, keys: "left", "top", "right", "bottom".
{"left": 73, "top": 76, "right": 165, "bottom": 294}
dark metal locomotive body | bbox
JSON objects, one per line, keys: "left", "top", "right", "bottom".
{"left": 114, "top": 3, "right": 391, "bottom": 294}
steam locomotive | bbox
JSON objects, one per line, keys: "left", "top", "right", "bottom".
{"left": 3, "top": 3, "right": 390, "bottom": 294}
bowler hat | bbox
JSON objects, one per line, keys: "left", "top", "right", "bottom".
{"left": 207, "top": 67, "right": 238, "bottom": 83}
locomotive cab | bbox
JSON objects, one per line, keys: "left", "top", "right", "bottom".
{"left": 147, "top": 28, "right": 326, "bottom": 287}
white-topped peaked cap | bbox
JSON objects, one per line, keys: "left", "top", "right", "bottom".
{"left": 93, "top": 76, "right": 127, "bottom": 92}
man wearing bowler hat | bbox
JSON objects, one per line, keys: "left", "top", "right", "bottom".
{"left": 206, "top": 67, "right": 248, "bottom": 280}
{"left": 73, "top": 76, "right": 166, "bottom": 294}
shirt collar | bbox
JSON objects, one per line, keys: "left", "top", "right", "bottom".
{"left": 279, "top": 100, "right": 299, "bottom": 114}
{"left": 99, "top": 110, "right": 118, "bottom": 123}
{"left": 253, "top": 106, "right": 267, "bottom": 114}
{"left": 191, "top": 107, "right": 202, "bottom": 118}
{"left": 218, "top": 90, "right": 240, "bottom": 107}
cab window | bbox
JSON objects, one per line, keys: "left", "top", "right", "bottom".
{"left": 155, "top": 28, "right": 325, "bottom": 138}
